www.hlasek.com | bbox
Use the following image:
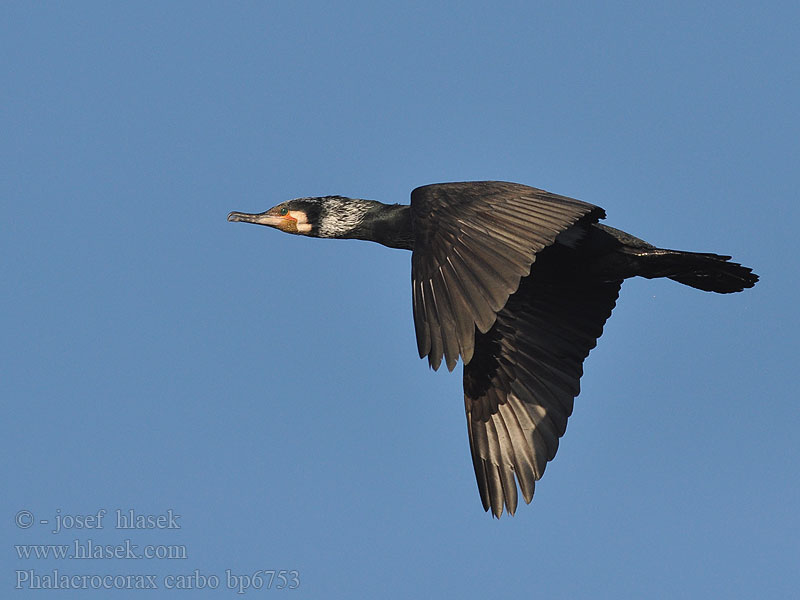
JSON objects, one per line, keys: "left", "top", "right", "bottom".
{"left": 15, "top": 569, "right": 300, "bottom": 592}
{"left": 16, "top": 539, "right": 187, "bottom": 560}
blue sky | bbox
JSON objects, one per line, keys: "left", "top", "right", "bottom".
{"left": 2, "top": 2, "right": 797, "bottom": 598}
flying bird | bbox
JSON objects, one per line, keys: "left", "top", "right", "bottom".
{"left": 228, "top": 181, "right": 758, "bottom": 517}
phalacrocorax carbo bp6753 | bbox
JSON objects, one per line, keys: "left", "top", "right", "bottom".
{"left": 228, "top": 181, "right": 758, "bottom": 517}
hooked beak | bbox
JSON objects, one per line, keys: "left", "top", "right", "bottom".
{"left": 227, "top": 211, "right": 283, "bottom": 227}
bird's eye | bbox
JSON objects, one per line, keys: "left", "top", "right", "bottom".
{"left": 279, "top": 207, "right": 288, "bottom": 216}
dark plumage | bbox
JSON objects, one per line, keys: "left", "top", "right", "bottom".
{"left": 228, "top": 181, "right": 758, "bottom": 517}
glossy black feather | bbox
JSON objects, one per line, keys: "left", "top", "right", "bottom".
{"left": 464, "top": 246, "right": 621, "bottom": 516}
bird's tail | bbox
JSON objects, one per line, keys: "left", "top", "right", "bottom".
{"left": 635, "top": 248, "right": 759, "bottom": 293}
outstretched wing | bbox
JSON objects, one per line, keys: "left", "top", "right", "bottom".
{"left": 463, "top": 247, "right": 622, "bottom": 517}
{"left": 410, "top": 181, "right": 604, "bottom": 371}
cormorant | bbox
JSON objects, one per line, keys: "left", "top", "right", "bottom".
{"left": 228, "top": 181, "right": 758, "bottom": 517}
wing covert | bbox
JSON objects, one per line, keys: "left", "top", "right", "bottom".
{"left": 410, "top": 181, "right": 604, "bottom": 371}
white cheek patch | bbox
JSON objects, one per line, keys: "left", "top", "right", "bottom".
{"left": 287, "top": 210, "right": 313, "bottom": 234}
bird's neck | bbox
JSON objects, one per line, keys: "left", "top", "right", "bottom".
{"left": 340, "top": 201, "right": 414, "bottom": 251}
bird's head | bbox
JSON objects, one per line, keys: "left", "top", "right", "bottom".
{"left": 227, "top": 198, "right": 324, "bottom": 236}
{"left": 228, "top": 195, "right": 381, "bottom": 240}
